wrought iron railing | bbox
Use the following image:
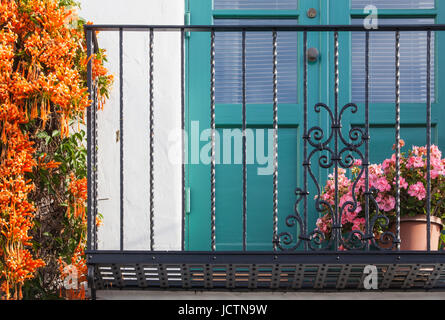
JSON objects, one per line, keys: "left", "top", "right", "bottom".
{"left": 84, "top": 24, "right": 445, "bottom": 295}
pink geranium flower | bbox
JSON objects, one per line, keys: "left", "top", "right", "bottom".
{"left": 375, "top": 177, "right": 391, "bottom": 192}
{"left": 393, "top": 176, "right": 408, "bottom": 189}
{"left": 352, "top": 217, "right": 366, "bottom": 231}
{"left": 431, "top": 167, "right": 445, "bottom": 179}
{"left": 408, "top": 182, "right": 426, "bottom": 201}
{"left": 378, "top": 195, "right": 396, "bottom": 212}
{"left": 406, "top": 156, "right": 424, "bottom": 169}
{"left": 382, "top": 154, "right": 396, "bottom": 171}
{"left": 412, "top": 146, "right": 427, "bottom": 157}
{"left": 430, "top": 145, "right": 442, "bottom": 160}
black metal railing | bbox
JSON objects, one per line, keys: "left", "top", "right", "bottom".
{"left": 84, "top": 24, "right": 445, "bottom": 293}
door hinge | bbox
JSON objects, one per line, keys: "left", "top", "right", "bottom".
{"left": 185, "top": 187, "right": 191, "bottom": 214}
{"left": 185, "top": 11, "right": 191, "bottom": 38}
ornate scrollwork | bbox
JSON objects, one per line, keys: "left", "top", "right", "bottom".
{"left": 277, "top": 100, "right": 398, "bottom": 252}
{"left": 369, "top": 187, "right": 397, "bottom": 250}
{"left": 277, "top": 188, "right": 305, "bottom": 251}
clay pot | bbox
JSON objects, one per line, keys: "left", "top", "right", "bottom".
{"left": 399, "top": 215, "right": 443, "bottom": 251}
{"left": 375, "top": 215, "right": 443, "bottom": 250}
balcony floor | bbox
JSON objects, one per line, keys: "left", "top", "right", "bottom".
{"left": 87, "top": 251, "right": 445, "bottom": 292}
{"left": 96, "top": 290, "right": 445, "bottom": 300}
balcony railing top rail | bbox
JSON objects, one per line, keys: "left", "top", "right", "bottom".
{"left": 84, "top": 24, "right": 445, "bottom": 31}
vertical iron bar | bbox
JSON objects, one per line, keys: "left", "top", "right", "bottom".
{"left": 86, "top": 29, "right": 93, "bottom": 252}
{"left": 181, "top": 28, "right": 186, "bottom": 251}
{"left": 119, "top": 28, "right": 124, "bottom": 252}
{"left": 242, "top": 29, "right": 247, "bottom": 251}
{"left": 149, "top": 28, "right": 155, "bottom": 251}
{"left": 334, "top": 31, "right": 339, "bottom": 251}
{"left": 92, "top": 32, "right": 99, "bottom": 250}
{"left": 365, "top": 31, "right": 370, "bottom": 251}
{"left": 395, "top": 31, "right": 401, "bottom": 251}
{"left": 91, "top": 84, "right": 96, "bottom": 249}
{"left": 272, "top": 30, "right": 279, "bottom": 251}
{"left": 210, "top": 29, "right": 216, "bottom": 251}
{"left": 86, "top": 30, "right": 97, "bottom": 294}
{"left": 426, "top": 30, "right": 432, "bottom": 252}
{"left": 303, "top": 30, "right": 308, "bottom": 251}
{"left": 93, "top": 82, "right": 99, "bottom": 250}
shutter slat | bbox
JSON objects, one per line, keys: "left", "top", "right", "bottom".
{"left": 352, "top": 18, "right": 435, "bottom": 103}
{"left": 351, "top": 0, "right": 434, "bottom": 9}
{"left": 215, "top": 19, "right": 298, "bottom": 104}
{"left": 214, "top": 0, "right": 298, "bottom": 10}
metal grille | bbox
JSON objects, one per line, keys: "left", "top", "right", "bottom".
{"left": 92, "top": 261, "right": 445, "bottom": 291}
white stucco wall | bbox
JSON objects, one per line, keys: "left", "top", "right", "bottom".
{"left": 79, "top": 0, "right": 184, "bottom": 251}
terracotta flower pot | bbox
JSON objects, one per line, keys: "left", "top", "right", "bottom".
{"left": 399, "top": 215, "right": 443, "bottom": 251}
{"left": 376, "top": 215, "right": 443, "bottom": 250}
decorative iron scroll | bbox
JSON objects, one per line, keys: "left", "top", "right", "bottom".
{"left": 277, "top": 101, "right": 398, "bottom": 251}
{"left": 278, "top": 31, "right": 398, "bottom": 252}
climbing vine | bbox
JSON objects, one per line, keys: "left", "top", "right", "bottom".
{"left": 0, "top": 0, "right": 112, "bottom": 299}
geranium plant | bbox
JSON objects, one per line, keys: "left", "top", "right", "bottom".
{"left": 316, "top": 140, "right": 445, "bottom": 247}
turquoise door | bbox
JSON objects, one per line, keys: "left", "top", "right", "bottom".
{"left": 185, "top": 0, "right": 445, "bottom": 251}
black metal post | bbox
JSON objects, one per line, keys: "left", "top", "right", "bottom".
{"left": 210, "top": 29, "right": 216, "bottom": 251}
{"left": 395, "top": 31, "right": 401, "bottom": 251}
{"left": 92, "top": 81, "right": 98, "bottom": 250}
{"left": 272, "top": 30, "right": 278, "bottom": 251}
{"left": 149, "top": 28, "right": 155, "bottom": 251}
{"left": 181, "top": 28, "right": 186, "bottom": 251}
{"left": 86, "top": 28, "right": 93, "bottom": 253}
{"left": 303, "top": 30, "right": 308, "bottom": 251}
{"left": 334, "top": 31, "right": 339, "bottom": 251}
{"left": 242, "top": 29, "right": 247, "bottom": 252}
{"left": 364, "top": 31, "right": 370, "bottom": 251}
{"left": 426, "top": 30, "right": 432, "bottom": 252}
